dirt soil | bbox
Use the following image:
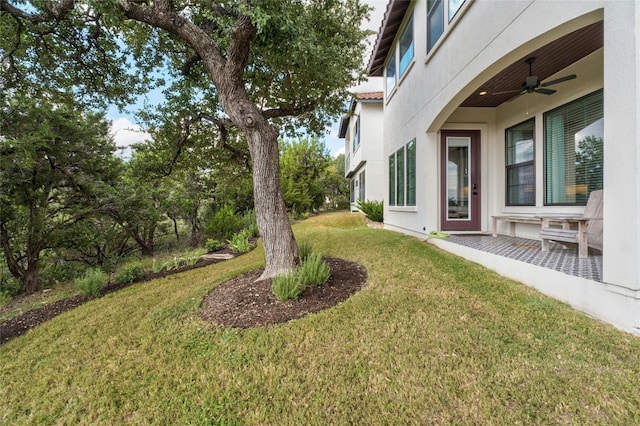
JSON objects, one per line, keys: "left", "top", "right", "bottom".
{"left": 202, "top": 257, "right": 367, "bottom": 329}
{"left": 0, "top": 247, "right": 367, "bottom": 344}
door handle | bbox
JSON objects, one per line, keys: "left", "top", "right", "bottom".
{"left": 472, "top": 183, "right": 477, "bottom": 195}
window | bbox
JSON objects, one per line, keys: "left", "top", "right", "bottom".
{"left": 389, "top": 140, "right": 417, "bottom": 207}
{"left": 448, "top": 0, "right": 465, "bottom": 21}
{"left": 397, "top": 146, "right": 405, "bottom": 206}
{"left": 386, "top": 47, "right": 397, "bottom": 96}
{"left": 359, "top": 170, "right": 366, "bottom": 201}
{"left": 544, "top": 90, "right": 603, "bottom": 205}
{"left": 506, "top": 119, "right": 535, "bottom": 206}
{"left": 353, "top": 116, "right": 360, "bottom": 152}
{"left": 406, "top": 140, "right": 416, "bottom": 205}
{"left": 428, "top": 0, "right": 466, "bottom": 52}
{"left": 427, "top": 0, "right": 444, "bottom": 52}
{"left": 399, "top": 14, "right": 414, "bottom": 77}
{"left": 350, "top": 179, "right": 356, "bottom": 203}
{"left": 389, "top": 153, "right": 396, "bottom": 206}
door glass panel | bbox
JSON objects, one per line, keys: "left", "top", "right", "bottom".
{"left": 446, "top": 137, "right": 471, "bottom": 220}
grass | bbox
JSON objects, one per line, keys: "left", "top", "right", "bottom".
{"left": 0, "top": 282, "right": 78, "bottom": 322}
{"left": 2, "top": 211, "right": 640, "bottom": 424}
{"left": 0, "top": 247, "right": 208, "bottom": 321}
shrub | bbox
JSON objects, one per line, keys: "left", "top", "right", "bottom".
{"left": 241, "top": 210, "right": 259, "bottom": 236}
{"left": 271, "top": 272, "right": 304, "bottom": 302}
{"left": 205, "top": 205, "right": 242, "bottom": 240}
{"left": 297, "top": 254, "right": 330, "bottom": 287}
{"left": 298, "top": 240, "right": 314, "bottom": 262}
{"left": 164, "top": 257, "right": 182, "bottom": 271}
{"left": 152, "top": 258, "right": 164, "bottom": 273}
{"left": 228, "top": 232, "right": 253, "bottom": 254}
{"left": 244, "top": 222, "right": 259, "bottom": 238}
{"left": 0, "top": 292, "right": 11, "bottom": 306}
{"left": 270, "top": 254, "right": 331, "bottom": 301}
{"left": 185, "top": 255, "right": 199, "bottom": 266}
{"left": 205, "top": 239, "right": 225, "bottom": 253}
{"left": 75, "top": 268, "right": 107, "bottom": 298}
{"left": 114, "top": 263, "right": 146, "bottom": 284}
{"left": 357, "top": 199, "right": 384, "bottom": 222}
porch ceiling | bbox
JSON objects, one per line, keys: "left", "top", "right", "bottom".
{"left": 460, "top": 21, "right": 603, "bottom": 108}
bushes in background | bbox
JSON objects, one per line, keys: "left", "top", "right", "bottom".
{"left": 114, "top": 263, "right": 146, "bottom": 284}
{"left": 75, "top": 268, "right": 108, "bottom": 298}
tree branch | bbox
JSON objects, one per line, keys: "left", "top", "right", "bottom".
{"left": 0, "top": 0, "right": 75, "bottom": 23}
{"left": 225, "top": 14, "right": 256, "bottom": 83}
{"left": 262, "top": 103, "right": 318, "bottom": 120}
{"left": 117, "top": 0, "right": 226, "bottom": 73}
{"left": 181, "top": 53, "right": 201, "bottom": 76}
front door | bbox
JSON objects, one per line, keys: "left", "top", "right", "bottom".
{"left": 441, "top": 130, "right": 481, "bottom": 231}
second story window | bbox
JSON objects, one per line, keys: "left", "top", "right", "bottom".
{"left": 428, "top": 0, "right": 466, "bottom": 53}
{"left": 427, "top": 0, "right": 444, "bottom": 52}
{"left": 386, "top": 47, "right": 397, "bottom": 96}
{"left": 399, "top": 14, "right": 414, "bottom": 77}
{"left": 353, "top": 116, "right": 360, "bottom": 152}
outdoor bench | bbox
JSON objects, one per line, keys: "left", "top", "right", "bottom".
{"left": 491, "top": 214, "right": 577, "bottom": 237}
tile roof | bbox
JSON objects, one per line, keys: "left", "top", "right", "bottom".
{"left": 356, "top": 91, "right": 384, "bottom": 100}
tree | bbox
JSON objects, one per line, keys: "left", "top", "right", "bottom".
{"left": 0, "top": 90, "right": 121, "bottom": 293}
{"left": 1, "top": 0, "right": 372, "bottom": 280}
{"left": 279, "top": 137, "right": 331, "bottom": 214}
{"left": 322, "top": 154, "right": 351, "bottom": 210}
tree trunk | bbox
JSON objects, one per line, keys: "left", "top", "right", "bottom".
{"left": 247, "top": 124, "right": 299, "bottom": 280}
{"left": 189, "top": 207, "right": 200, "bottom": 247}
{"left": 23, "top": 261, "right": 40, "bottom": 294}
{"left": 115, "top": 7, "right": 299, "bottom": 279}
{"left": 171, "top": 216, "right": 180, "bottom": 243}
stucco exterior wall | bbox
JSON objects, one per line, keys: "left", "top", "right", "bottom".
{"left": 343, "top": 99, "right": 385, "bottom": 206}
{"left": 378, "top": 0, "right": 639, "bottom": 330}
{"left": 359, "top": 102, "right": 385, "bottom": 203}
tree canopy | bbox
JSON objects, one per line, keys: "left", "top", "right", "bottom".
{"left": 0, "top": 90, "right": 121, "bottom": 293}
{"left": 1, "top": 0, "right": 371, "bottom": 280}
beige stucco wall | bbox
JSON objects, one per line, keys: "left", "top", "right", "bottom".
{"left": 344, "top": 100, "right": 385, "bottom": 205}
{"left": 380, "top": 0, "right": 640, "bottom": 327}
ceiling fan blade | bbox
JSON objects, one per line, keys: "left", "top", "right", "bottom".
{"left": 492, "top": 89, "right": 522, "bottom": 95}
{"left": 540, "top": 74, "right": 577, "bottom": 87}
{"left": 506, "top": 92, "right": 525, "bottom": 103}
{"left": 535, "top": 88, "right": 556, "bottom": 95}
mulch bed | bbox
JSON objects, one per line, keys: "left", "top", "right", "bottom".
{"left": 0, "top": 246, "right": 237, "bottom": 345}
{"left": 1, "top": 248, "right": 367, "bottom": 343}
{"left": 201, "top": 257, "right": 368, "bottom": 329}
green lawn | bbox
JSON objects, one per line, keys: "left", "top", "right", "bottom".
{"left": 2, "top": 211, "right": 640, "bottom": 424}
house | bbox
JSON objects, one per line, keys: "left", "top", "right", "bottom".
{"left": 368, "top": 0, "right": 640, "bottom": 333}
{"left": 338, "top": 91, "right": 385, "bottom": 211}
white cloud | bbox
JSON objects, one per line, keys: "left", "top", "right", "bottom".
{"left": 333, "top": 146, "right": 346, "bottom": 158}
{"left": 110, "top": 117, "right": 151, "bottom": 159}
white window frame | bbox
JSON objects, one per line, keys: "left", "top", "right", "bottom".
{"left": 427, "top": 0, "right": 469, "bottom": 56}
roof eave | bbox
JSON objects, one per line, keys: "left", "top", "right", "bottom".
{"left": 367, "top": 0, "right": 413, "bottom": 76}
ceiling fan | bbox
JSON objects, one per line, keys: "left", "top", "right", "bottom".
{"left": 493, "top": 57, "right": 577, "bottom": 102}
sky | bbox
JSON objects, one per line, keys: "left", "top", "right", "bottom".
{"left": 107, "top": 0, "right": 387, "bottom": 158}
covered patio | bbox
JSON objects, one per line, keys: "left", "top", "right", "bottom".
{"left": 442, "top": 234, "right": 602, "bottom": 282}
